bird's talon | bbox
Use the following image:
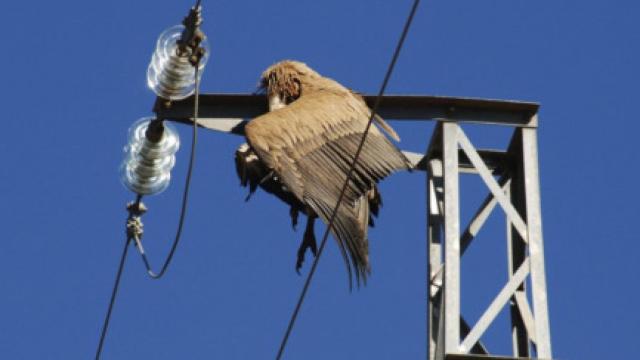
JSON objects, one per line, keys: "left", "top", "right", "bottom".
{"left": 295, "top": 257, "right": 304, "bottom": 274}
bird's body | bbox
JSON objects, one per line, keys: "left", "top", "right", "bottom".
{"left": 235, "top": 60, "right": 411, "bottom": 286}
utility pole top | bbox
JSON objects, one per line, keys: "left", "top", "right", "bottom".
{"left": 154, "top": 91, "right": 553, "bottom": 359}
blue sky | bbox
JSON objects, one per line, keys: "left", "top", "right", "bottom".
{"left": 1, "top": 1, "right": 638, "bottom": 359}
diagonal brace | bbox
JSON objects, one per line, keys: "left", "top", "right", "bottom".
{"left": 514, "top": 291, "right": 537, "bottom": 344}
{"left": 456, "top": 129, "right": 529, "bottom": 243}
{"left": 459, "top": 258, "right": 531, "bottom": 353}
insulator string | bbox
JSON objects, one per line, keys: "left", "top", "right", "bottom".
{"left": 95, "top": 0, "right": 204, "bottom": 354}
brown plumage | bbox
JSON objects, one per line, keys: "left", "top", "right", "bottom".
{"left": 237, "top": 60, "right": 411, "bottom": 286}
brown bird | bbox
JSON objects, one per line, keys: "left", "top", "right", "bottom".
{"left": 235, "top": 60, "right": 411, "bottom": 286}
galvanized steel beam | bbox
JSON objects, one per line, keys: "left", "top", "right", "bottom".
{"left": 427, "top": 158, "right": 444, "bottom": 360}
{"left": 156, "top": 93, "right": 539, "bottom": 127}
{"left": 442, "top": 123, "right": 461, "bottom": 354}
{"left": 506, "top": 135, "right": 532, "bottom": 357}
{"left": 519, "top": 125, "right": 552, "bottom": 357}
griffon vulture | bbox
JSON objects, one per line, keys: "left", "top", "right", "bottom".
{"left": 235, "top": 60, "right": 411, "bottom": 286}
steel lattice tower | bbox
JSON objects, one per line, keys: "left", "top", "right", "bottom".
{"left": 425, "top": 118, "right": 552, "bottom": 360}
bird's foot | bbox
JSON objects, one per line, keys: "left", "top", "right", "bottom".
{"left": 295, "top": 230, "right": 318, "bottom": 274}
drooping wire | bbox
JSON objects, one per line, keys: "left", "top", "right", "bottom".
{"left": 134, "top": 63, "right": 201, "bottom": 279}
{"left": 275, "top": 0, "right": 421, "bottom": 358}
{"left": 94, "top": 44, "right": 204, "bottom": 359}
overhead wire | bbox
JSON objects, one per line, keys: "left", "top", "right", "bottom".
{"left": 94, "top": 207, "right": 136, "bottom": 360}
{"left": 274, "top": 0, "right": 422, "bottom": 358}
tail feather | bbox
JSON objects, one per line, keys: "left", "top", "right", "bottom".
{"left": 305, "top": 185, "right": 383, "bottom": 288}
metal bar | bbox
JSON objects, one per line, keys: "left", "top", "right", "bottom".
{"left": 361, "top": 95, "right": 538, "bottom": 125}
{"left": 427, "top": 158, "right": 446, "bottom": 360}
{"left": 157, "top": 94, "right": 266, "bottom": 119}
{"left": 506, "top": 136, "right": 531, "bottom": 358}
{"left": 514, "top": 291, "right": 537, "bottom": 343}
{"left": 461, "top": 317, "right": 489, "bottom": 355}
{"left": 442, "top": 122, "right": 461, "bottom": 354}
{"left": 456, "top": 129, "right": 529, "bottom": 243}
{"left": 436, "top": 293, "right": 446, "bottom": 360}
{"left": 428, "top": 158, "right": 444, "bottom": 360}
{"left": 519, "top": 124, "right": 552, "bottom": 358}
{"left": 445, "top": 354, "right": 547, "bottom": 360}
{"left": 426, "top": 158, "right": 444, "bottom": 360}
{"left": 459, "top": 258, "right": 531, "bottom": 353}
{"left": 428, "top": 160, "right": 445, "bottom": 297}
{"left": 430, "top": 292, "right": 443, "bottom": 360}
{"left": 157, "top": 93, "right": 539, "bottom": 127}
{"left": 192, "top": 117, "right": 246, "bottom": 134}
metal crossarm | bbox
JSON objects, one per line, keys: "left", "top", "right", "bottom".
{"left": 155, "top": 93, "right": 539, "bottom": 127}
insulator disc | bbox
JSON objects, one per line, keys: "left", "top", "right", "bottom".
{"left": 120, "top": 118, "right": 180, "bottom": 195}
{"left": 146, "top": 25, "right": 210, "bottom": 100}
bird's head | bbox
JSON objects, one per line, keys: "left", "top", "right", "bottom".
{"left": 258, "top": 60, "right": 322, "bottom": 111}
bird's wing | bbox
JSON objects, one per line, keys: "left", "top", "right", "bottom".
{"left": 245, "top": 90, "right": 410, "bottom": 286}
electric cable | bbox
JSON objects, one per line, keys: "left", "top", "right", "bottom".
{"left": 275, "top": 0, "right": 421, "bottom": 358}
{"left": 94, "top": 237, "right": 132, "bottom": 360}
{"left": 135, "top": 63, "right": 201, "bottom": 279}
{"left": 94, "top": 196, "right": 140, "bottom": 360}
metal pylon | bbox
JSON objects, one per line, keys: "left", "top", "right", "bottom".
{"left": 426, "top": 119, "right": 552, "bottom": 360}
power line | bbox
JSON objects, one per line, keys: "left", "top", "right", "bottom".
{"left": 95, "top": 225, "right": 133, "bottom": 359}
{"left": 274, "top": 0, "right": 422, "bottom": 358}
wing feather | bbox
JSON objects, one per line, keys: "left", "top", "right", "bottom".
{"left": 245, "top": 90, "right": 410, "bottom": 284}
